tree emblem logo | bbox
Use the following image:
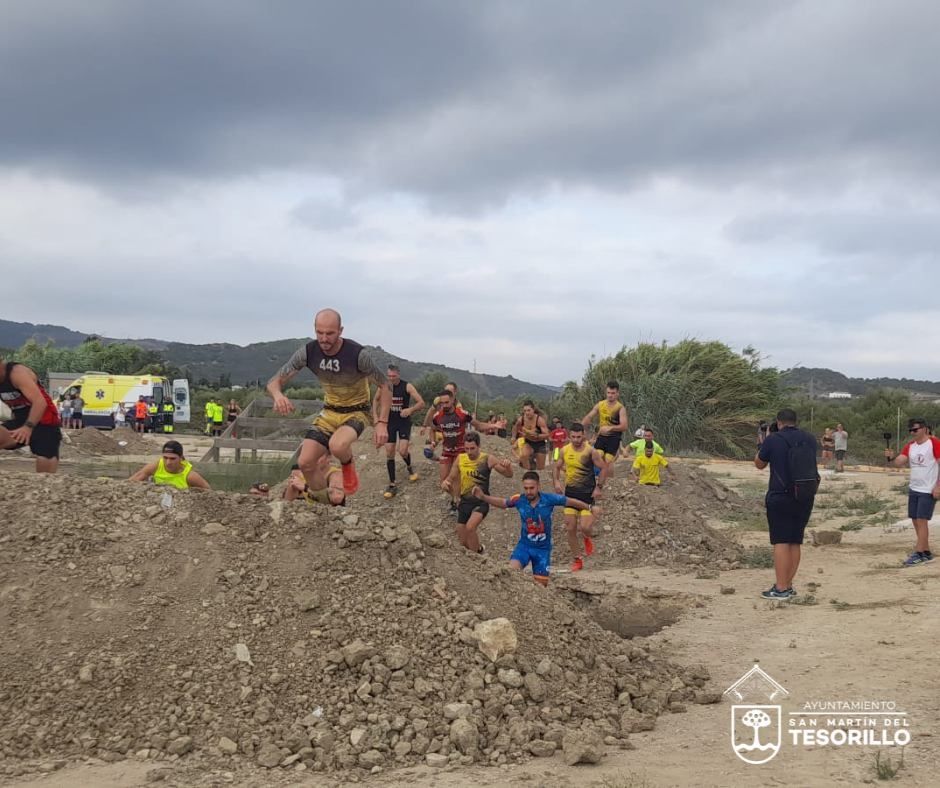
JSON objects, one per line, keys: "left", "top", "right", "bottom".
{"left": 724, "top": 663, "right": 788, "bottom": 765}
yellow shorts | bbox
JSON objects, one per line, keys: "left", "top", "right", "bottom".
{"left": 564, "top": 506, "right": 593, "bottom": 517}
{"left": 306, "top": 407, "right": 370, "bottom": 448}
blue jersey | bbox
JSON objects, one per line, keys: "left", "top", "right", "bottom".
{"left": 506, "top": 492, "right": 567, "bottom": 549}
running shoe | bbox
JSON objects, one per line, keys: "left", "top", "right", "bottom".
{"left": 583, "top": 536, "right": 595, "bottom": 557}
{"left": 341, "top": 463, "right": 360, "bottom": 495}
{"left": 408, "top": 472, "right": 419, "bottom": 482}
{"left": 902, "top": 552, "right": 927, "bottom": 567}
{"left": 423, "top": 446, "right": 434, "bottom": 460}
{"left": 571, "top": 557, "right": 584, "bottom": 572}
{"left": 921, "top": 551, "right": 934, "bottom": 562}
{"left": 760, "top": 585, "right": 792, "bottom": 600}
{"left": 383, "top": 484, "right": 397, "bottom": 500}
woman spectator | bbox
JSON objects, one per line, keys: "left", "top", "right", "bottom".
{"left": 821, "top": 427, "right": 835, "bottom": 466}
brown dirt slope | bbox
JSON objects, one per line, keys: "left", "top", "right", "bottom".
{"left": 0, "top": 471, "right": 722, "bottom": 782}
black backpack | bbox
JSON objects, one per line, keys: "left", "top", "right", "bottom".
{"left": 775, "top": 431, "right": 820, "bottom": 503}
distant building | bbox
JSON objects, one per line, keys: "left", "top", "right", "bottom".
{"left": 827, "top": 391, "right": 852, "bottom": 400}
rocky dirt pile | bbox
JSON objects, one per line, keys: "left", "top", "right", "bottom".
{"left": 60, "top": 428, "right": 157, "bottom": 457}
{"left": 477, "top": 462, "right": 748, "bottom": 573}
{"left": 0, "top": 472, "right": 722, "bottom": 782}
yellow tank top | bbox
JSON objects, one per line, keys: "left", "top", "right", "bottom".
{"left": 598, "top": 399, "right": 623, "bottom": 427}
{"left": 458, "top": 451, "right": 492, "bottom": 498}
{"left": 153, "top": 457, "right": 193, "bottom": 490}
{"left": 562, "top": 443, "right": 595, "bottom": 489}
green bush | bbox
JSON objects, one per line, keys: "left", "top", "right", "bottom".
{"left": 553, "top": 340, "right": 782, "bottom": 457}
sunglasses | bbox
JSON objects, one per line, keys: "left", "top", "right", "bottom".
{"left": 909, "top": 426, "right": 924, "bottom": 433}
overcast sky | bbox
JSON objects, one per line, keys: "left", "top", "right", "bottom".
{"left": 2, "top": 1, "right": 938, "bottom": 386}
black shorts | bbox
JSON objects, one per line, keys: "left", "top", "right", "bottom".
{"left": 497, "top": 429, "right": 508, "bottom": 439}
{"left": 835, "top": 450, "right": 846, "bottom": 460}
{"left": 594, "top": 434, "right": 621, "bottom": 457}
{"left": 908, "top": 491, "right": 936, "bottom": 521}
{"left": 564, "top": 485, "right": 595, "bottom": 506}
{"left": 72, "top": 413, "right": 83, "bottom": 423}
{"left": 457, "top": 497, "right": 490, "bottom": 524}
{"left": 525, "top": 439, "right": 548, "bottom": 454}
{"left": 2, "top": 419, "right": 62, "bottom": 459}
{"left": 765, "top": 493, "right": 813, "bottom": 544}
{"left": 388, "top": 420, "right": 412, "bottom": 443}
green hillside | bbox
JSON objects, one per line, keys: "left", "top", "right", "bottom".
{"left": 0, "top": 320, "right": 556, "bottom": 400}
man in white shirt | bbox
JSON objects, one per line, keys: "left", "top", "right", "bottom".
{"left": 832, "top": 423, "right": 848, "bottom": 472}
{"left": 888, "top": 418, "right": 940, "bottom": 566}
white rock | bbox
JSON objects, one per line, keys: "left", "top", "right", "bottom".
{"left": 473, "top": 618, "right": 517, "bottom": 662}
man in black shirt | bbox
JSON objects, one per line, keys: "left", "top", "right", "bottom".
{"left": 379, "top": 364, "right": 425, "bottom": 498}
{"left": 755, "top": 408, "right": 818, "bottom": 600}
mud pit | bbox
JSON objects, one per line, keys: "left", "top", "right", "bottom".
{"left": 561, "top": 584, "right": 687, "bottom": 639}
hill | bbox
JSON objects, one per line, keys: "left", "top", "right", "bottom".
{"left": 0, "top": 319, "right": 557, "bottom": 400}
{"left": 0, "top": 319, "right": 89, "bottom": 351}
{"left": 782, "top": 366, "right": 940, "bottom": 398}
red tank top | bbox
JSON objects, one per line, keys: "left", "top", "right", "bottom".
{"left": 0, "top": 363, "right": 61, "bottom": 426}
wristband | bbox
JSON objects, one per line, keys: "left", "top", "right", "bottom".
{"left": 24, "top": 420, "right": 36, "bottom": 429}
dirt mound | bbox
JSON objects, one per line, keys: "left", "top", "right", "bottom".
{"left": 61, "top": 428, "right": 157, "bottom": 457}
{"left": 0, "top": 471, "right": 721, "bottom": 781}
{"left": 471, "top": 463, "right": 746, "bottom": 573}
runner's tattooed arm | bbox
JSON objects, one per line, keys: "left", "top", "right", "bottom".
{"left": 267, "top": 346, "right": 306, "bottom": 414}
{"left": 357, "top": 350, "right": 390, "bottom": 424}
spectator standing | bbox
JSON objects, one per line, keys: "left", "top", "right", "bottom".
{"left": 754, "top": 408, "right": 819, "bottom": 600}
{"left": 832, "top": 423, "right": 848, "bottom": 472}
{"left": 887, "top": 418, "right": 939, "bottom": 566}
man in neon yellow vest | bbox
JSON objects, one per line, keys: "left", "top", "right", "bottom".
{"left": 211, "top": 398, "right": 225, "bottom": 436}
{"left": 162, "top": 400, "right": 175, "bottom": 434}
{"left": 129, "top": 440, "right": 211, "bottom": 489}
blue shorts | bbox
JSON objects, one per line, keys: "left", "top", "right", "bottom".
{"left": 908, "top": 491, "right": 936, "bottom": 521}
{"left": 510, "top": 541, "right": 551, "bottom": 577}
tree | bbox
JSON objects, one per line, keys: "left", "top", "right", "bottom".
{"left": 555, "top": 340, "right": 783, "bottom": 456}
{"left": 740, "top": 708, "right": 772, "bottom": 749}
{"left": 415, "top": 371, "right": 449, "bottom": 403}
{"left": 9, "top": 339, "right": 168, "bottom": 381}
